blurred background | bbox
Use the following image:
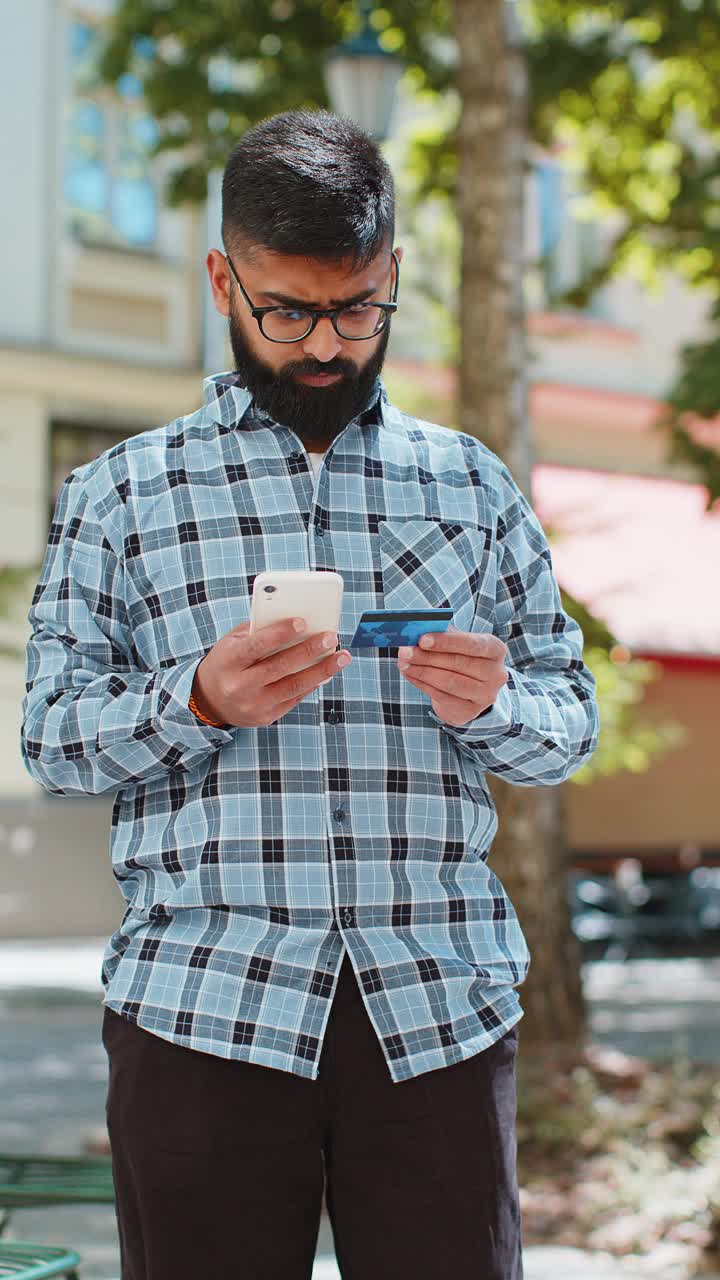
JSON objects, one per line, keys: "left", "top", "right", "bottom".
{"left": 0, "top": 1, "right": 718, "bottom": 1277}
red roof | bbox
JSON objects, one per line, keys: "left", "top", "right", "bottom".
{"left": 532, "top": 465, "right": 720, "bottom": 659}
{"left": 386, "top": 358, "right": 720, "bottom": 450}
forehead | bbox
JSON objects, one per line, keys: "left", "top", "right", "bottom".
{"left": 240, "top": 246, "right": 390, "bottom": 304}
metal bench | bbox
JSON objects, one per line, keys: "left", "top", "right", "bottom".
{"left": 0, "top": 1155, "right": 114, "bottom": 1237}
{"left": 0, "top": 1241, "right": 81, "bottom": 1278}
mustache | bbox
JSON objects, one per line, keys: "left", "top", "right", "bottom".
{"left": 278, "top": 360, "right": 357, "bottom": 381}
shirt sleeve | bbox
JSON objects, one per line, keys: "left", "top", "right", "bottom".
{"left": 430, "top": 464, "right": 600, "bottom": 785}
{"left": 20, "top": 473, "right": 234, "bottom": 797}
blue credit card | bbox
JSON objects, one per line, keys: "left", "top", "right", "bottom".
{"left": 349, "top": 608, "right": 453, "bottom": 648}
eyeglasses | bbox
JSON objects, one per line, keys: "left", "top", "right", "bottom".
{"left": 224, "top": 248, "right": 400, "bottom": 343}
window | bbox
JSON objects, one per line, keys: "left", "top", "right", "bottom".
{"left": 64, "top": 20, "right": 159, "bottom": 250}
{"left": 526, "top": 155, "right": 607, "bottom": 315}
{"left": 535, "top": 160, "right": 565, "bottom": 297}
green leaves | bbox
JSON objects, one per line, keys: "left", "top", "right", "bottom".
{"left": 559, "top": 591, "right": 686, "bottom": 785}
{"left": 526, "top": 1, "right": 720, "bottom": 491}
{"left": 97, "top": 0, "right": 335, "bottom": 202}
{"left": 96, "top": 0, "right": 455, "bottom": 202}
{"left": 574, "top": 646, "right": 687, "bottom": 782}
{"left": 0, "top": 564, "right": 42, "bottom": 660}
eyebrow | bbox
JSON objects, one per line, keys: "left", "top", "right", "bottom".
{"left": 259, "top": 286, "right": 377, "bottom": 308}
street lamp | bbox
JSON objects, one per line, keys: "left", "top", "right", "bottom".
{"left": 324, "top": 0, "right": 405, "bottom": 141}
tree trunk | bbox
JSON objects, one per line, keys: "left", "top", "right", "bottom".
{"left": 454, "top": 0, "right": 586, "bottom": 1050}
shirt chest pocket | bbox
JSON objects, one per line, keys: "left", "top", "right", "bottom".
{"left": 378, "top": 519, "right": 492, "bottom": 635}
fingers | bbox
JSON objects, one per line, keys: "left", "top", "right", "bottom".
{"left": 232, "top": 618, "right": 347, "bottom": 688}
{"left": 257, "top": 629, "right": 345, "bottom": 685}
{"left": 415, "top": 630, "right": 508, "bottom": 661}
{"left": 231, "top": 617, "right": 308, "bottom": 669}
{"left": 265, "top": 647, "right": 351, "bottom": 707}
{"left": 400, "top": 662, "right": 495, "bottom": 703}
{"left": 398, "top": 636, "right": 508, "bottom": 692}
{"left": 264, "top": 691, "right": 308, "bottom": 723}
{"left": 218, "top": 618, "right": 352, "bottom": 724}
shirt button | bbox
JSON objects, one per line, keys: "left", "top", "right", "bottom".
{"left": 342, "top": 908, "right": 355, "bottom": 928}
{"left": 315, "top": 525, "right": 325, "bottom": 537}
{"left": 326, "top": 710, "right": 339, "bottom": 724}
{"left": 288, "top": 451, "right": 302, "bottom": 464}
{"left": 333, "top": 807, "right": 346, "bottom": 823}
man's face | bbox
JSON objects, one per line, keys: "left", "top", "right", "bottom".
{"left": 207, "top": 243, "right": 401, "bottom": 448}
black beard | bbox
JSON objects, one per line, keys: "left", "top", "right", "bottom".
{"left": 228, "top": 306, "right": 390, "bottom": 449}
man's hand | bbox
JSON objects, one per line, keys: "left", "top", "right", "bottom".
{"left": 191, "top": 618, "right": 351, "bottom": 728}
{"left": 397, "top": 627, "right": 508, "bottom": 727}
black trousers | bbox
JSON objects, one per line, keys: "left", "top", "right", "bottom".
{"left": 102, "top": 952, "right": 524, "bottom": 1279}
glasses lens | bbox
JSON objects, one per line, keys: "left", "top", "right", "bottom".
{"left": 261, "top": 309, "right": 313, "bottom": 341}
{"left": 336, "top": 306, "right": 386, "bottom": 339}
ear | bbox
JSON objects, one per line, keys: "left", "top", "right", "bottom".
{"left": 206, "top": 249, "right": 231, "bottom": 317}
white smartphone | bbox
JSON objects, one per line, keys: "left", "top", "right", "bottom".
{"left": 249, "top": 570, "right": 344, "bottom": 670}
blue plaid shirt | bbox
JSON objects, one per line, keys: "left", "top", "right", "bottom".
{"left": 21, "top": 372, "right": 599, "bottom": 1082}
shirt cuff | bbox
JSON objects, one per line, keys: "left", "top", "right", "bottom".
{"left": 429, "top": 680, "right": 515, "bottom": 739}
{"left": 156, "top": 656, "right": 235, "bottom": 743}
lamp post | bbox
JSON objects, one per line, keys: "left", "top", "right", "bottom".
{"left": 324, "top": 0, "right": 404, "bottom": 140}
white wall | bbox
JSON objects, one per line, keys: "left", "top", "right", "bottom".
{"left": 0, "top": 0, "right": 55, "bottom": 345}
{"left": 531, "top": 273, "right": 715, "bottom": 401}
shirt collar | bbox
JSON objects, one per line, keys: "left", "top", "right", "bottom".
{"left": 203, "top": 370, "right": 388, "bottom": 434}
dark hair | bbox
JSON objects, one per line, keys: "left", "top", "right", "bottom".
{"left": 221, "top": 109, "right": 395, "bottom": 271}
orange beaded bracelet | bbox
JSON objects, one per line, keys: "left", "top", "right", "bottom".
{"left": 188, "top": 691, "right": 225, "bottom": 729}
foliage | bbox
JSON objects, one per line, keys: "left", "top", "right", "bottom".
{"left": 402, "top": 0, "right": 720, "bottom": 505}
{"left": 524, "top": 0, "right": 720, "bottom": 509}
{"left": 98, "top": 0, "right": 454, "bottom": 204}
{"left": 559, "top": 590, "right": 687, "bottom": 778}
{"left": 0, "top": 565, "right": 40, "bottom": 661}
{"left": 97, "top": 0, "right": 720, "bottom": 505}
{"left": 560, "top": 642, "right": 686, "bottom": 785}
{"left": 382, "top": 364, "right": 456, "bottom": 425}
{"left": 517, "top": 1041, "right": 720, "bottom": 1271}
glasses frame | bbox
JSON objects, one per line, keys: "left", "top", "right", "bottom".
{"left": 224, "top": 248, "right": 400, "bottom": 343}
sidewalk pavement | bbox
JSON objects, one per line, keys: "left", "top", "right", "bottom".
{"left": 1, "top": 937, "right": 719, "bottom": 1280}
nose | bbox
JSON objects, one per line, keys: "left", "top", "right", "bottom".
{"left": 301, "top": 316, "right": 343, "bottom": 364}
